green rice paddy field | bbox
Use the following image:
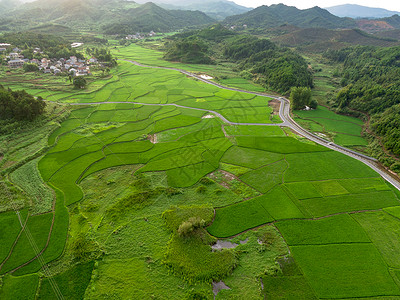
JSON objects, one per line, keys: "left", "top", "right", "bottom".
{"left": 294, "top": 105, "right": 368, "bottom": 148}
{"left": 1, "top": 44, "right": 400, "bottom": 299}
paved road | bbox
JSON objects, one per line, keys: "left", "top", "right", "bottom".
{"left": 70, "top": 101, "right": 283, "bottom": 126}
{"left": 71, "top": 59, "right": 400, "bottom": 191}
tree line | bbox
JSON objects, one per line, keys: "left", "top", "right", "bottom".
{"left": 324, "top": 45, "right": 400, "bottom": 159}
{"left": 163, "top": 25, "right": 313, "bottom": 94}
{"left": 0, "top": 85, "right": 46, "bottom": 121}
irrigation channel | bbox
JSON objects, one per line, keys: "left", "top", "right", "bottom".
{"left": 66, "top": 59, "right": 400, "bottom": 192}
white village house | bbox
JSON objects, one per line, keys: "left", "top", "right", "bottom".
{"left": 8, "top": 59, "right": 25, "bottom": 68}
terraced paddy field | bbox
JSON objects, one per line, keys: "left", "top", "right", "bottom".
{"left": 1, "top": 44, "right": 400, "bottom": 299}
{"left": 294, "top": 105, "right": 368, "bottom": 148}
{"left": 114, "top": 43, "right": 267, "bottom": 93}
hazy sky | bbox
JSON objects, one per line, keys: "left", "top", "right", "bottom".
{"left": 231, "top": 1, "right": 400, "bottom": 11}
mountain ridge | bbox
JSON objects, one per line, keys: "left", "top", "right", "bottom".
{"left": 326, "top": 4, "right": 400, "bottom": 19}
{"left": 135, "top": 0, "right": 250, "bottom": 20}
{"left": 0, "top": 0, "right": 215, "bottom": 32}
{"left": 223, "top": 4, "right": 356, "bottom": 30}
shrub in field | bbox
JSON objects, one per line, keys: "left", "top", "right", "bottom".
{"left": 162, "top": 206, "right": 237, "bottom": 283}
{"left": 163, "top": 187, "right": 183, "bottom": 197}
{"left": 72, "top": 234, "right": 102, "bottom": 262}
{"left": 162, "top": 205, "right": 214, "bottom": 231}
{"left": 196, "top": 186, "right": 206, "bottom": 194}
{"left": 178, "top": 217, "right": 206, "bottom": 236}
{"left": 199, "top": 177, "right": 214, "bottom": 185}
{"left": 73, "top": 77, "right": 87, "bottom": 89}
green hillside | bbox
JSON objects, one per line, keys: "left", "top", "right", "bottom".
{"left": 375, "top": 29, "right": 400, "bottom": 40}
{"left": 382, "top": 15, "right": 400, "bottom": 29}
{"left": 272, "top": 28, "right": 399, "bottom": 52}
{"left": 104, "top": 2, "right": 215, "bottom": 34}
{"left": 324, "top": 45, "right": 400, "bottom": 170}
{"left": 223, "top": 3, "right": 356, "bottom": 31}
{"left": 0, "top": 0, "right": 214, "bottom": 32}
{"left": 163, "top": 25, "right": 313, "bottom": 93}
{"left": 157, "top": 0, "right": 251, "bottom": 20}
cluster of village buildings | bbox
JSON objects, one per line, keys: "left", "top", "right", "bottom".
{"left": 228, "top": 24, "right": 248, "bottom": 30}
{"left": 0, "top": 43, "right": 98, "bottom": 76}
{"left": 125, "top": 31, "right": 156, "bottom": 40}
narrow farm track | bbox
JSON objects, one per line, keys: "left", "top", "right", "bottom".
{"left": 66, "top": 59, "right": 400, "bottom": 191}
{"left": 69, "top": 101, "right": 282, "bottom": 126}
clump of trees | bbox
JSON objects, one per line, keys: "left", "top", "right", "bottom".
{"left": 73, "top": 77, "right": 87, "bottom": 89}
{"left": 23, "top": 63, "right": 39, "bottom": 72}
{"left": 164, "top": 37, "right": 214, "bottom": 64}
{"left": 72, "top": 234, "right": 102, "bottom": 261}
{"left": 177, "top": 217, "right": 206, "bottom": 236}
{"left": 372, "top": 104, "right": 400, "bottom": 158}
{"left": 0, "top": 85, "right": 46, "bottom": 121}
{"left": 86, "top": 47, "right": 117, "bottom": 67}
{"left": 224, "top": 35, "right": 313, "bottom": 93}
{"left": 290, "top": 87, "right": 317, "bottom": 110}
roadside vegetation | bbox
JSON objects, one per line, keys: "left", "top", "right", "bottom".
{"left": 321, "top": 46, "right": 400, "bottom": 170}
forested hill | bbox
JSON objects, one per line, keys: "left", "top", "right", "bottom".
{"left": 0, "top": 0, "right": 21, "bottom": 13}
{"left": 326, "top": 4, "right": 400, "bottom": 19}
{"left": 271, "top": 28, "right": 399, "bottom": 53}
{"left": 103, "top": 2, "right": 215, "bottom": 34}
{"left": 223, "top": 4, "right": 356, "bottom": 31}
{"left": 139, "top": 0, "right": 251, "bottom": 20}
{"left": 0, "top": 0, "right": 214, "bottom": 32}
{"left": 163, "top": 25, "right": 313, "bottom": 94}
{"left": 324, "top": 46, "right": 400, "bottom": 167}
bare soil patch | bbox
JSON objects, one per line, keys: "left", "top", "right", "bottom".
{"left": 269, "top": 99, "right": 281, "bottom": 115}
{"left": 147, "top": 134, "right": 157, "bottom": 144}
{"left": 212, "top": 281, "right": 230, "bottom": 297}
{"left": 209, "top": 170, "right": 237, "bottom": 185}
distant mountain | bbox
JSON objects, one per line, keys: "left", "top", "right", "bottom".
{"left": 135, "top": 0, "right": 250, "bottom": 20}
{"left": 103, "top": 2, "right": 215, "bottom": 34}
{"left": 0, "top": 0, "right": 139, "bottom": 31}
{"left": 271, "top": 27, "right": 399, "bottom": 53}
{"left": 223, "top": 4, "right": 356, "bottom": 30}
{"left": 0, "top": 0, "right": 214, "bottom": 32}
{"left": 326, "top": 4, "right": 400, "bottom": 19}
{"left": 0, "top": 0, "right": 21, "bottom": 14}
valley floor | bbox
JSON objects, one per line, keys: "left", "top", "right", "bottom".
{"left": 1, "top": 44, "right": 400, "bottom": 300}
